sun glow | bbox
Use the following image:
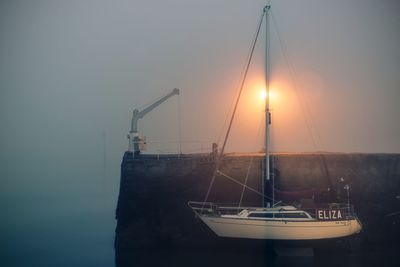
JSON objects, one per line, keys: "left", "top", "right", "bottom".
{"left": 229, "top": 75, "right": 305, "bottom": 152}
{"left": 260, "top": 89, "right": 267, "bottom": 100}
{"left": 259, "top": 88, "right": 275, "bottom": 102}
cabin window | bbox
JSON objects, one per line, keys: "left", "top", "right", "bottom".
{"left": 276, "top": 212, "right": 308, "bottom": 218}
{"left": 248, "top": 213, "right": 274, "bottom": 218}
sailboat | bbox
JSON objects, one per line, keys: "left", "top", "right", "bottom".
{"left": 188, "top": 5, "right": 362, "bottom": 240}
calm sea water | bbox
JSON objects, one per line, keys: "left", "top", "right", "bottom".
{"left": 116, "top": 245, "right": 399, "bottom": 267}
{"left": 2, "top": 194, "right": 398, "bottom": 267}
{"left": 1, "top": 195, "right": 115, "bottom": 267}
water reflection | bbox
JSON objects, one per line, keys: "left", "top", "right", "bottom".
{"left": 116, "top": 242, "right": 399, "bottom": 267}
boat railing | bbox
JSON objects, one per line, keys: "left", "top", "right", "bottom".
{"left": 189, "top": 201, "right": 358, "bottom": 220}
{"left": 188, "top": 201, "right": 217, "bottom": 214}
{"left": 188, "top": 201, "right": 258, "bottom": 215}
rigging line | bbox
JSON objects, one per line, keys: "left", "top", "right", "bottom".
{"left": 271, "top": 11, "right": 325, "bottom": 152}
{"left": 216, "top": 91, "right": 235, "bottom": 146}
{"left": 239, "top": 113, "right": 265, "bottom": 207}
{"left": 270, "top": 11, "right": 316, "bottom": 149}
{"left": 216, "top": 11, "right": 268, "bottom": 145}
{"left": 271, "top": 12, "right": 335, "bottom": 189}
{"left": 217, "top": 170, "right": 267, "bottom": 199}
{"left": 218, "top": 9, "right": 265, "bottom": 160}
{"left": 239, "top": 158, "right": 254, "bottom": 207}
{"left": 217, "top": 170, "right": 291, "bottom": 207}
{"left": 202, "top": 9, "right": 266, "bottom": 208}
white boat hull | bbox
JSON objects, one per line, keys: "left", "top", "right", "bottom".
{"left": 199, "top": 215, "right": 362, "bottom": 240}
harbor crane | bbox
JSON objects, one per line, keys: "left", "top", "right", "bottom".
{"left": 127, "top": 88, "right": 180, "bottom": 154}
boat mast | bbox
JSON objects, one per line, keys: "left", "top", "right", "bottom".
{"left": 264, "top": 4, "right": 271, "bottom": 207}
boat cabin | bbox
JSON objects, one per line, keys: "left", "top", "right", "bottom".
{"left": 221, "top": 206, "right": 314, "bottom": 221}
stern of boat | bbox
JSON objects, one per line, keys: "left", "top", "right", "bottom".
{"left": 352, "top": 215, "right": 363, "bottom": 234}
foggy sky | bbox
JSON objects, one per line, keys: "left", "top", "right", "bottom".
{"left": 0, "top": 0, "right": 399, "bottom": 194}
{"left": 0, "top": 0, "right": 399, "bottom": 265}
{"left": 1, "top": 0, "right": 399, "bottom": 160}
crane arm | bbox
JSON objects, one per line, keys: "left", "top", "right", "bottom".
{"left": 128, "top": 88, "right": 180, "bottom": 153}
{"left": 130, "top": 88, "right": 180, "bottom": 133}
{"left": 137, "top": 88, "right": 180, "bottom": 119}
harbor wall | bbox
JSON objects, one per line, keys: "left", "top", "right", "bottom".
{"left": 115, "top": 152, "right": 400, "bottom": 250}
